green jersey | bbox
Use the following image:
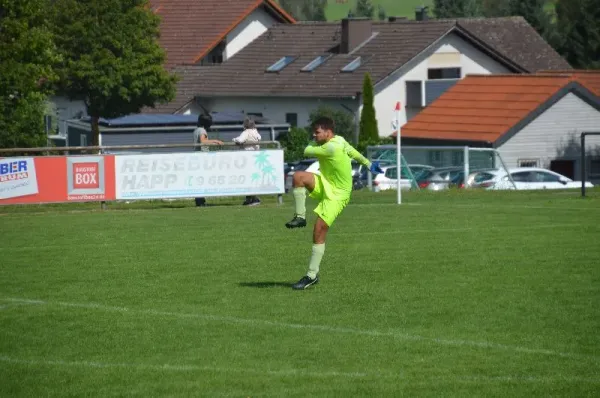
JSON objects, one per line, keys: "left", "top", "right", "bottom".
{"left": 304, "top": 136, "right": 371, "bottom": 200}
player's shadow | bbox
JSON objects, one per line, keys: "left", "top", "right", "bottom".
{"left": 238, "top": 281, "right": 294, "bottom": 289}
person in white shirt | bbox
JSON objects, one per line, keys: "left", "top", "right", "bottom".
{"left": 233, "top": 118, "right": 262, "bottom": 205}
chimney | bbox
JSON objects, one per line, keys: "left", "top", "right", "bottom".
{"left": 415, "top": 6, "right": 429, "bottom": 21}
{"left": 340, "top": 17, "right": 372, "bottom": 54}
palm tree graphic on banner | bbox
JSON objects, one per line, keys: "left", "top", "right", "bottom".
{"left": 253, "top": 151, "right": 277, "bottom": 188}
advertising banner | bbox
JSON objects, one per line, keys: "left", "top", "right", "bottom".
{"left": 115, "top": 150, "right": 285, "bottom": 200}
{"left": 0, "top": 155, "right": 116, "bottom": 205}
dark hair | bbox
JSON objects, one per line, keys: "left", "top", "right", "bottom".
{"left": 312, "top": 116, "right": 335, "bottom": 132}
{"left": 197, "top": 113, "right": 213, "bottom": 130}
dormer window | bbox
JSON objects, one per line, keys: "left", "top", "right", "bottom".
{"left": 266, "top": 56, "right": 296, "bottom": 72}
{"left": 301, "top": 55, "right": 332, "bottom": 72}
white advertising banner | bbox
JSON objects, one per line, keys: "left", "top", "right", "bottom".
{"left": 0, "top": 158, "right": 39, "bottom": 200}
{"left": 115, "top": 150, "right": 285, "bottom": 200}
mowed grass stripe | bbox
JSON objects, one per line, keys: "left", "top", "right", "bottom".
{"left": 2, "top": 297, "right": 597, "bottom": 362}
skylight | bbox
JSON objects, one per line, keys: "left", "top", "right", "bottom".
{"left": 301, "top": 55, "right": 332, "bottom": 72}
{"left": 340, "top": 56, "right": 363, "bottom": 72}
{"left": 266, "top": 56, "right": 296, "bottom": 72}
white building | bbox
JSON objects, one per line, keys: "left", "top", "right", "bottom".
{"left": 400, "top": 72, "right": 600, "bottom": 182}
{"left": 151, "top": 14, "right": 570, "bottom": 142}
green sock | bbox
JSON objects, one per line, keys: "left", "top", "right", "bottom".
{"left": 293, "top": 187, "right": 306, "bottom": 219}
{"left": 307, "top": 243, "right": 325, "bottom": 279}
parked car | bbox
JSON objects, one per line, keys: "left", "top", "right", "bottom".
{"left": 485, "top": 167, "right": 594, "bottom": 190}
{"left": 284, "top": 159, "right": 318, "bottom": 192}
{"left": 416, "top": 167, "right": 464, "bottom": 191}
{"left": 372, "top": 165, "right": 420, "bottom": 191}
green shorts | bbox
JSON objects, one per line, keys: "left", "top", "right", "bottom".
{"left": 309, "top": 173, "right": 350, "bottom": 227}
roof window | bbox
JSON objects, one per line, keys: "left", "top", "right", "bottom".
{"left": 341, "top": 56, "right": 366, "bottom": 72}
{"left": 301, "top": 55, "right": 332, "bottom": 72}
{"left": 266, "top": 56, "right": 296, "bottom": 72}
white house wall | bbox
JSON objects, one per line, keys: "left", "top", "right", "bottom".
{"left": 188, "top": 96, "right": 359, "bottom": 132}
{"left": 498, "top": 93, "right": 600, "bottom": 170}
{"left": 225, "top": 8, "right": 277, "bottom": 60}
{"left": 372, "top": 32, "right": 512, "bottom": 138}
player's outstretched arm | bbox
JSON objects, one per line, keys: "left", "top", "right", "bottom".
{"left": 304, "top": 141, "right": 335, "bottom": 158}
{"left": 344, "top": 141, "right": 371, "bottom": 167}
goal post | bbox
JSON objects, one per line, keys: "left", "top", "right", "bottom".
{"left": 365, "top": 145, "right": 516, "bottom": 200}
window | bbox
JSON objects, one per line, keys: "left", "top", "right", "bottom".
{"left": 473, "top": 172, "right": 495, "bottom": 184}
{"left": 406, "top": 81, "right": 423, "bottom": 108}
{"left": 266, "top": 56, "right": 296, "bottom": 72}
{"left": 428, "top": 67, "right": 461, "bottom": 80}
{"left": 428, "top": 151, "right": 443, "bottom": 166}
{"left": 341, "top": 56, "right": 371, "bottom": 72}
{"left": 518, "top": 158, "right": 539, "bottom": 167}
{"left": 301, "top": 55, "right": 332, "bottom": 72}
{"left": 534, "top": 171, "right": 561, "bottom": 183}
{"left": 589, "top": 159, "right": 600, "bottom": 176}
{"left": 452, "top": 151, "right": 464, "bottom": 166}
{"left": 510, "top": 171, "right": 533, "bottom": 182}
{"left": 285, "top": 113, "right": 298, "bottom": 127}
{"left": 385, "top": 167, "right": 397, "bottom": 179}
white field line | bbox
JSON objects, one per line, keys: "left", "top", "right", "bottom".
{"left": 0, "top": 355, "right": 598, "bottom": 384}
{"left": 2, "top": 298, "right": 597, "bottom": 363}
{"left": 0, "top": 223, "right": 590, "bottom": 252}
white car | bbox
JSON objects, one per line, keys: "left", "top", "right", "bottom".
{"left": 485, "top": 167, "right": 594, "bottom": 190}
{"left": 372, "top": 165, "right": 417, "bottom": 191}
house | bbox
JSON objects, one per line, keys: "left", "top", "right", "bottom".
{"left": 149, "top": 12, "right": 570, "bottom": 142}
{"left": 398, "top": 72, "right": 600, "bottom": 182}
{"left": 48, "top": 0, "right": 294, "bottom": 144}
{"left": 149, "top": 0, "right": 295, "bottom": 68}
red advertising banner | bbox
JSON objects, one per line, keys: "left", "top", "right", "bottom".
{"left": 0, "top": 155, "right": 115, "bottom": 205}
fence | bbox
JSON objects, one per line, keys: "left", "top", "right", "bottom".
{"left": 0, "top": 142, "right": 285, "bottom": 207}
{"left": 580, "top": 132, "right": 600, "bottom": 197}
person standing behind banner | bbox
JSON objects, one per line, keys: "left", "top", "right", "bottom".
{"left": 193, "top": 113, "right": 223, "bottom": 207}
{"left": 233, "top": 118, "right": 262, "bottom": 206}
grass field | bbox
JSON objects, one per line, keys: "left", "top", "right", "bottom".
{"left": 325, "top": 0, "right": 433, "bottom": 21}
{"left": 1, "top": 189, "right": 599, "bottom": 396}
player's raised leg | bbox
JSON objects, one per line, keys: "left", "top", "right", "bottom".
{"left": 292, "top": 216, "right": 328, "bottom": 290}
{"left": 285, "top": 171, "right": 315, "bottom": 229}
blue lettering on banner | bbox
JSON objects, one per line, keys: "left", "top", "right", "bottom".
{"left": 0, "top": 161, "right": 29, "bottom": 183}
{"left": 0, "top": 160, "right": 28, "bottom": 175}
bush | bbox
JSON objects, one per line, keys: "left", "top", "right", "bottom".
{"left": 308, "top": 105, "right": 355, "bottom": 143}
{"left": 279, "top": 127, "right": 310, "bottom": 162}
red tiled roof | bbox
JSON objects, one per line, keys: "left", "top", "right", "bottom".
{"left": 400, "top": 72, "right": 600, "bottom": 143}
{"left": 150, "top": 0, "right": 294, "bottom": 69}
{"left": 537, "top": 70, "right": 600, "bottom": 96}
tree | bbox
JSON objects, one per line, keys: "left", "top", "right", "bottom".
{"left": 279, "top": 127, "right": 311, "bottom": 162}
{"left": 50, "top": 0, "right": 178, "bottom": 147}
{"left": 354, "top": 0, "right": 374, "bottom": 19}
{"left": 433, "top": 0, "right": 482, "bottom": 18}
{"left": 0, "top": 0, "right": 57, "bottom": 148}
{"left": 555, "top": 0, "right": 600, "bottom": 69}
{"left": 481, "top": 0, "right": 555, "bottom": 46}
{"left": 377, "top": 5, "right": 387, "bottom": 21}
{"left": 280, "top": 0, "right": 327, "bottom": 21}
{"left": 358, "top": 73, "right": 379, "bottom": 154}
{"left": 308, "top": 106, "right": 355, "bottom": 143}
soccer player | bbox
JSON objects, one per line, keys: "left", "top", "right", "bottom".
{"left": 286, "top": 116, "right": 383, "bottom": 290}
